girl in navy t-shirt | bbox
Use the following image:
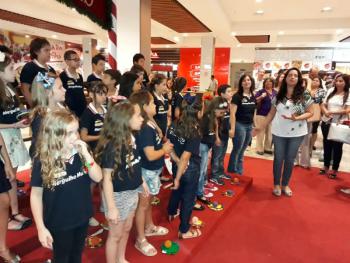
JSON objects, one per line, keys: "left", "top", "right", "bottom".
{"left": 197, "top": 97, "right": 228, "bottom": 203}
{"left": 130, "top": 91, "right": 173, "bottom": 256}
{"left": 95, "top": 102, "right": 146, "bottom": 263}
{"left": 30, "top": 72, "right": 66, "bottom": 159}
{"left": 30, "top": 110, "right": 102, "bottom": 263}
{"left": 167, "top": 102, "right": 203, "bottom": 239}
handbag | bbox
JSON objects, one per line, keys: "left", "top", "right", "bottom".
{"left": 307, "top": 103, "right": 321, "bottom": 122}
{"left": 327, "top": 115, "right": 350, "bottom": 144}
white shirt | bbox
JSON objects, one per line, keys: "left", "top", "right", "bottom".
{"left": 322, "top": 88, "right": 350, "bottom": 123}
{"left": 208, "top": 79, "right": 218, "bottom": 92}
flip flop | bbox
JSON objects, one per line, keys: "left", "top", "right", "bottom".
{"left": 178, "top": 229, "right": 202, "bottom": 239}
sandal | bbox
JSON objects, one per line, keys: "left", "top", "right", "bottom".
{"left": 11, "top": 214, "right": 32, "bottom": 229}
{"left": 282, "top": 186, "right": 293, "bottom": 197}
{"left": 272, "top": 185, "right": 281, "bottom": 197}
{"left": 151, "top": 196, "right": 160, "bottom": 206}
{"left": 197, "top": 196, "right": 210, "bottom": 205}
{"left": 145, "top": 225, "right": 169, "bottom": 237}
{"left": 135, "top": 238, "right": 157, "bottom": 256}
{"left": 193, "top": 203, "right": 205, "bottom": 211}
{"left": 178, "top": 229, "right": 202, "bottom": 239}
{"left": 328, "top": 173, "right": 337, "bottom": 179}
{"left": 0, "top": 249, "right": 20, "bottom": 262}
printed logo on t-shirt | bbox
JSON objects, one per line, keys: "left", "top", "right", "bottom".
{"left": 94, "top": 120, "right": 104, "bottom": 132}
{"left": 53, "top": 170, "right": 85, "bottom": 187}
{"left": 2, "top": 107, "right": 20, "bottom": 116}
{"left": 67, "top": 80, "right": 83, "bottom": 89}
{"left": 125, "top": 153, "right": 141, "bottom": 169}
{"left": 168, "top": 127, "right": 185, "bottom": 144}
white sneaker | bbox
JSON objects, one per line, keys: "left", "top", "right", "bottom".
{"left": 204, "top": 189, "right": 214, "bottom": 198}
{"left": 89, "top": 217, "right": 99, "bottom": 227}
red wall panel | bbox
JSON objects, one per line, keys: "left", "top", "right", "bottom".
{"left": 178, "top": 47, "right": 230, "bottom": 89}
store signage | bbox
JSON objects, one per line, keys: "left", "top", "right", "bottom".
{"left": 56, "top": 0, "right": 112, "bottom": 29}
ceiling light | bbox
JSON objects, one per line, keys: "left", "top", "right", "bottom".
{"left": 256, "top": 0, "right": 263, "bottom": 2}
{"left": 173, "top": 36, "right": 180, "bottom": 42}
{"left": 277, "top": 44, "right": 282, "bottom": 47}
{"left": 231, "top": 32, "right": 237, "bottom": 36}
{"left": 25, "top": 35, "right": 30, "bottom": 38}
{"left": 321, "top": 6, "right": 332, "bottom": 12}
{"left": 255, "top": 10, "right": 264, "bottom": 15}
{"left": 166, "top": 45, "right": 170, "bottom": 48}
{"left": 278, "top": 31, "right": 285, "bottom": 35}
{"left": 336, "top": 29, "right": 343, "bottom": 34}
{"left": 183, "top": 33, "right": 188, "bottom": 37}
{"left": 237, "top": 44, "right": 241, "bottom": 47}
{"left": 51, "top": 35, "right": 57, "bottom": 38}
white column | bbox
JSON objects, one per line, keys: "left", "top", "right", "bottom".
{"left": 199, "top": 36, "right": 215, "bottom": 91}
{"left": 82, "top": 37, "right": 93, "bottom": 81}
{"left": 116, "top": 0, "right": 151, "bottom": 73}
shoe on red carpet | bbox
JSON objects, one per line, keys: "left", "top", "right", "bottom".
{"left": 204, "top": 189, "right": 214, "bottom": 198}
{"left": 204, "top": 182, "right": 218, "bottom": 192}
{"left": 282, "top": 186, "right": 293, "bottom": 197}
{"left": 220, "top": 173, "right": 232, "bottom": 180}
{"left": 272, "top": 185, "right": 281, "bottom": 197}
{"left": 209, "top": 178, "right": 225, "bottom": 186}
{"left": 197, "top": 195, "right": 211, "bottom": 204}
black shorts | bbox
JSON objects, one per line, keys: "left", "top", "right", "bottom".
{"left": 0, "top": 161, "right": 11, "bottom": 194}
{"left": 312, "top": 121, "right": 320, "bottom": 134}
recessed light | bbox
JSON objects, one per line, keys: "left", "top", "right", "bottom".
{"left": 231, "top": 32, "right": 237, "bottom": 36}
{"left": 25, "top": 35, "right": 30, "bottom": 38}
{"left": 336, "top": 29, "right": 343, "bottom": 34}
{"left": 166, "top": 45, "right": 170, "bottom": 48}
{"left": 237, "top": 44, "right": 241, "bottom": 47}
{"left": 255, "top": 10, "right": 264, "bottom": 15}
{"left": 277, "top": 44, "right": 282, "bottom": 47}
{"left": 173, "top": 36, "right": 180, "bottom": 42}
{"left": 321, "top": 6, "right": 332, "bottom": 12}
{"left": 183, "top": 33, "right": 188, "bottom": 37}
{"left": 256, "top": 0, "right": 263, "bottom": 2}
{"left": 278, "top": 31, "right": 285, "bottom": 35}
{"left": 51, "top": 35, "right": 57, "bottom": 38}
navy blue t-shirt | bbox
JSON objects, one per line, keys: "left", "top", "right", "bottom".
{"left": 79, "top": 103, "right": 106, "bottom": 151}
{"left": 167, "top": 124, "right": 201, "bottom": 175}
{"left": 30, "top": 153, "right": 92, "bottom": 231}
{"left": 0, "top": 86, "right": 21, "bottom": 124}
{"left": 171, "top": 93, "right": 183, "bottom": 120}
{"left": 59, "top": 70, "right": 86, "bottom": 117}
{"left": 136, "top": 122, "right": 164, "bottom": 170}
{"left": 200, "top": 114, "right": 215, "bottom": 147}
{"left": 152, "top": 92, "right": 169, "bottom": 136}
{"left": 20, "top": 61, "right": 56, "bottom": 88}
{"left": 86, "top": 73, "right": 102, "bottom": 83}
{"left": 100, "top": 137, "right": 143, "bottom": 192}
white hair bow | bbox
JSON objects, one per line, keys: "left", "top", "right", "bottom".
{"left": 0, "top": 51, "right": 5, "bottom": 63}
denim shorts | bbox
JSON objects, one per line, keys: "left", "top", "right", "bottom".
{"left": 142, "top": 168, "right": 162, "bottom": 195}
{"left": 104, "top": 186, "right": 142, "bottom": 221}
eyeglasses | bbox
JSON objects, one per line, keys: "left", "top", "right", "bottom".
{"left": 67, "top": 58, "right": 80, "bottom": 62}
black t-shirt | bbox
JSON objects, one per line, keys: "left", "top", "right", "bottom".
{"left": 100, "top": 138, "right": 143, "bottom": 192}
{"left": 136, "top": 122, "right": 164, "bottom": 170}
{"left": 29, "top": 113, "right": 43, "bottom": 159}
{"left": 200, "top": 114, "right": 215, "bottom": 147}
{"left": 171, "top": 93, "right": 183, "bottom": 120}
{"left": 167, "top": 124, "right": 201, "bottom": 174}
{"left": 87, "top": 73, "right": 102, "bottom": 83}
{"left": 152, "top": 92, "right": 169, "bottom": 135}
{"left": 0, "top": 86, "right": 21, "bottom": 124}
{"left": 30, "top": 153, "right": 92, "bottom": 231}
{"left": 219, "top": 109, "right": 230, "bottom": 141}
{"left": 232, "top": 93, "right": 256, "bottom": 124}
{"left": 59, "top": 71, "right": 86, "bottom": 117}
{"left": 20, "top": 61, "right": 56, "bottom": 87}
{"left": 79, "top": 103, "right": 106, "bottom": 151}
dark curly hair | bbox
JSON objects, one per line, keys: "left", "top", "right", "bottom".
{"left": 276, "top": 67, "right": 304, "bottom": 105}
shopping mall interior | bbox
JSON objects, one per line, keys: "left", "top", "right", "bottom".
{"left": 0, "top": 0, "right": 349, "bottom": 262}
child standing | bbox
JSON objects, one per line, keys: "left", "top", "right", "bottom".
{"left": 30, "top": 73, "right": 66, "bottom": 159}
{"left": 210, "top": 85, "right": 233, "bottom": 186}
{"left": 102, "top": 69, "right": 122, "bottom": 105}
{"left": 87, "top": 54, "right": 105, "bottom": 83}
{"left": 129, "top": 91, "right": 173, "bottom": 256}
{"left": 0, "top": 134, "right": 20, "bottom": 262}
{"left": 80, "top": 82, "right": 107, "bottom": 151}
{"left": 0, "top": 46, "right": 31, "bottom": 231}
{"left": 96, "top": 102, "right": 146, "bottom": 263}
{"left": 197, "top": 97, "right": 228, "bottom": 203}
{"left": 167, "top": 102, "right": 202, "bottom": 239}
{"left": 30, "top": 110, "right": 102, "bottom": 263}
{"left": 59, "top": 50, "right": 86, "bottom": 117}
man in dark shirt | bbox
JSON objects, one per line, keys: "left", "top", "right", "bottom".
{"left": 87, "top": 54, "right": 105, "bottom": 83}
{"left": 132, "top": 53, "right": 149, "bottom": 87}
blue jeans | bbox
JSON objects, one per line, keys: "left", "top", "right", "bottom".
{"left": 197, "top": 143, "right": 210, "bottom": 197}
{"left": 167, "top": 162, "right": 200, "bottom": 233}
{"left": 211, "top": 139, "right": 228, "bottom": 179}
{"left": 273, "top": 135, "right": 304, "bottom": 186}
{"left": 228, "top": 122, "right": 253, "bottom": 175}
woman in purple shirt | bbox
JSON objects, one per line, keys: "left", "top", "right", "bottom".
{"left": 254, "top": 78, "right": 277, "bottom": 155}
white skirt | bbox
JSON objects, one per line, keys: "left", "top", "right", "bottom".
{"left": 0, "top": 128, "right": 30, "bottom": 168}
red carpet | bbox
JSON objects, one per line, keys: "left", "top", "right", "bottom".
{"left": 7, "top": 156, "right": 350, "bottom": 263}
